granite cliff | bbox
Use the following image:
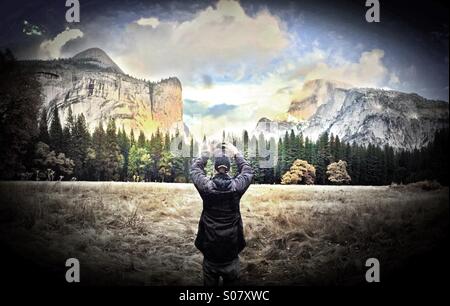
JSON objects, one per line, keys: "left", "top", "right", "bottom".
{"left": 24, "top": 48, "right": 185, "bottom": 136}
{"left": 256, "top": 79, "right": 449, "bottom": 150}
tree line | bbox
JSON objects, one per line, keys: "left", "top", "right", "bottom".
{"left": 35, "top": 106, "right": 191, "bottom": 182}
{"left": 265, "top": 129, "right": 448, "bottom": 185}
{"left": 1, "top": 49, "right": 448, "bottom": 185}
{"left": 30, "top": 106, "right": 450, "bottom": 186}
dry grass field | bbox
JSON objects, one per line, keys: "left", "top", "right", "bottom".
{"left": 0, "top": 181, "right": 448, "bottom": 285}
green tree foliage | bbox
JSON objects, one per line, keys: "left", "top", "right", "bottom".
{"left": 315, "top": 132, "right": 332, "bottom": 184}
{"left": 38, "top": 108, "right": 50, "bottom": 145}
{"left": 0, "top": 49, "right": 42, "bottom": 179}
{"left": 62, "top": 107, "right": 75, "bottom": 158}
{"left": 137, "top": 130, "right": 146, "bottom": 148}
{"left": 158, "top": 151, "right": 173, "bottom": 182}
{"left": 128, "top": 145, "right": 152, "bottom": 181}
{"left": 33, "top": 141, "right": 74, "bottom": 180}
{"left": 248, "top": 135, "right": 261, "bottom": 183}
{"left": 3, "top": 84, "right": 448, "bottom": 187}
{"left": 129, "top": 129, "right": 136, "bottom": 147}
{"left": 90, "top": 122, "right": 107, "bottom": 180}
{"left": 49, "top": 106, "right": 63, "bottom": 153}
{"left": 70, "top": 114, "right": 90, "bottom": 179}
{"left": 173, "top": 155, "right": 186, "bottom": 182}
{"left": 117, "top": 126, "right": 130, "bottom": 181}
{"left": 104, "top": 119, "right": 123, "bottom": 181}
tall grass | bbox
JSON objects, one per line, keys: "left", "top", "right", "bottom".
{"left": 0, "top": 182, "right": 447, "bottom": 285}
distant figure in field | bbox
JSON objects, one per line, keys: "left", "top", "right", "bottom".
{"left": 190, "top": 142, "right": 253, "bottom": 286}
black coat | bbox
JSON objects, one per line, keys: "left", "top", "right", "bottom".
{"left": 190, "top": 153, "right": 253, "bottom": 263}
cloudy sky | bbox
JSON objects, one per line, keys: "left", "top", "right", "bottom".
{"left": 1, "top": 0, "right": 448, "bottom": 136}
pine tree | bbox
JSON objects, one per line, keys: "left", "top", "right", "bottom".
{"left": 274, "top": 137, "right": 284, "bottom": 183}
{"left": 137, "top": 130, "right": 146, "bottom": 148}
{"left": 383, "top": 144, "right": 395, "bottom": 185}
{"left": 49, "top": 106, "right": 63, "bottom": 152}
{"left": 248, "top": 135, "right": 261, "bottom": 183}
{"left": 71, "top": 114, "right": 90, "bottom": 180}
{"left": 284, "top": 130, "right": 296, "bottom": 169}
{"left": 366, "top": 144, "right": 381, "bottom": 185}
{"left": 298, "top": 133, "right": 305, "bottom": 160}
{"left": 163, "top": 131, "right": 171, "bottom": 151}
{"left": 0, "top": 49, "right": 42, "bottom": 179}
{"left": 315, "top": 132, "right": 331, "bottom": 184}
{"left": 130, "top": 129, "right": 136, "bottom": 147}
{"left": 62, "top": 106, "right": 75, "bottom": 158}
{"left": 150, "top": 128, "right": 164, "bottom": 181}
{"left": 117, "top": 125, "right": 130, "bottom": 181}
{"left": 291, "top": 130, "right": 300, "bottom": 160}
{"left": 104, "top": 118, "right": 122, "bottom": 181}
{"left": 304, "top": 136, "right": 314, "bottom": 164}
{"left": 91, "top": 122, "right": 106, "bottom": 180}
{"left": 329, "top": 133, "right": 336, "bottom": 161}
{"left": 159, "top": 150, "right": 173, "bottom": 182}
{"left": 335, "top": 135, "right": 344, "bottom": 161}
{"left": 38, "top": 108, "right": 50, "bottom": 145}
{"left": 349, "top": 144, "right": 360, "bottom": 185}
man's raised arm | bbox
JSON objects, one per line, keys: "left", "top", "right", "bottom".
{"left": 225, "top": 143, "right": 253, "bottom": 194}
{"left": 190, "top": 149, "right": 211, "bottom": 193}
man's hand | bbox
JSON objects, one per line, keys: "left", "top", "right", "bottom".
{"left": 201, "top": 141, "right": 240, "bottom": 158}
{"left": 223, "top": 142, "right": 240, "bottom": 157}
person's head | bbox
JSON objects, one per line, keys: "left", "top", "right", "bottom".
{"left": 214, "top": 153, "right": 231, "bottom": 174}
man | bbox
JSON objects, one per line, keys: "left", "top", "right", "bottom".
{"left": 190, "top": 142, "right": 253, "bottom": 286}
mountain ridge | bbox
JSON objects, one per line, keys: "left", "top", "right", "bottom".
{"left": 72, "top": 47, "right": 125, "bottom": 74}
{"left": 256, "top": 79, "right": 449, "bottom": 150}
{"left": 24, "top": 47, "right": 185, "bottom": 136}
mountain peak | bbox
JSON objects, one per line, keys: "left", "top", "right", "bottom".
{"left": 258, "top": 82, "right": 448, "bottom": 150}
{"left": 72, "top": 47, "right": 124, "bottom": 74}
{"left": 302, "top": 78, "right": 351, "bottom": 89}
{"left": 288, "top": 79, "right": 351, "bottom": 121}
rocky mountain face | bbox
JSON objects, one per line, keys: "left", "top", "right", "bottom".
{"left": 288, "top": 79, "right": 351, "bottom": 120}
{"left": 72, "top": 48, "right": 124, "bottom": 74}
{"left": 256, "top": 79, "right": 449, "bottom": 150}
{"left": 24, "top": 48, "right": 185, "bottom": 136}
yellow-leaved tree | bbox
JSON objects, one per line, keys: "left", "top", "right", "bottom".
{"left": 326, "top": 160, "right": 351, "bottom": 184}
{"left": 281, "top": 159, "right": 316, "bottom": 185}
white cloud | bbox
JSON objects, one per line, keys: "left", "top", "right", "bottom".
{"left": 113, "top": 0, "right": 289, "bottom": 83}
{"left": 136, "top": 17, "right": 160, "bottom": 28}
{"left": 183, "top": 48, "right": 392, "bottom": 137}
{"left": 183, "top": 73, "right": 302, "bottom": 137}
{"left": 297, "top": 49, "right": 389, "bottom": 88}
{"left": 40, "top": 28, "right": 84, "bottom": 59}
{"left": 49, "top": 1, "right": 397, "bottom": 137}
{"left": 389, "top": 72, "right": 400, "bottom": 85}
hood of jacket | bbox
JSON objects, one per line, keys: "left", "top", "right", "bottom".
{"left": 212, "top": 173, "right": 232, "bottom": 191}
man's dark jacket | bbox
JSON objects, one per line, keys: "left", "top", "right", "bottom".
{"left": 190, "top": 153, "right": 253, "bottom": 263}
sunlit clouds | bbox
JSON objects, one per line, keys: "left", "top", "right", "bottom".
{"left": 26, "top": 0, "right": 443, "bottom": 137}
{"left": 40, "top": 28, "right": 83, "bottom": 59}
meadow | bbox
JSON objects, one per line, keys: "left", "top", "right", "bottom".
{"left": 0, "top": 181, "right": 448, "bottom": 285}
